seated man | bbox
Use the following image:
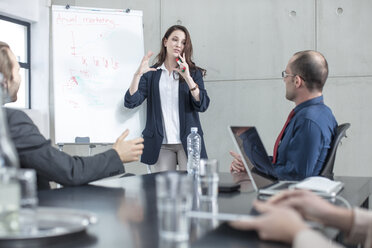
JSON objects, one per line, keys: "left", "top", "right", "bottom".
{"left": 0, "top": 41, "right": 144, "bottom": 189}
{"left": 231, "top": 50, "right": 337, "bottom": 180}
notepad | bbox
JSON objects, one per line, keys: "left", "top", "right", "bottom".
{"left": 292, "top": 176, "right": 344, "bottom": 195}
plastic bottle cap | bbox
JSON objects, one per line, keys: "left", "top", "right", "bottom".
{"left": 191, "top": 127, "right": 198, "bottom": 132}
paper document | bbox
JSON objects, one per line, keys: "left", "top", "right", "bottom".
{"left": 292, "top": 176, "right": 344, "bottom": 195}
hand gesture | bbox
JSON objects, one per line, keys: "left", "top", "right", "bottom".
{"left": 229, "top": 151, "right": 246, "bottom": 173}
{"left": 113, "top": 129, "right": 144, "bottom": 163}
{"left": 136, "top": 51, "right": 157, "bottom": 76}
{"left": 174, "top": 53, "right": 190, "bottom": 77}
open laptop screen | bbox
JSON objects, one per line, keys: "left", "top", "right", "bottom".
{"left": 229, "top": 126, "right": 276, "bottom": 191}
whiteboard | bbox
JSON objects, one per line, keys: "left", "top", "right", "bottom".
{"left": 52, "top": 5, "right": 145, "bottom": 144}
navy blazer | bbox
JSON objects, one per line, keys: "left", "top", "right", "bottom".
{"left": 124, "top": 68, "right": 210, "bottom": 165}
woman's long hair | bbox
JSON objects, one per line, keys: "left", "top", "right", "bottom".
{"left": 153, "top": 25, "right": 206, "bottom": 79}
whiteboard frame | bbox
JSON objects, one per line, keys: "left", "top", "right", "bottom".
{"left": 51, "top": 5, "right": 145, "bottom": 145}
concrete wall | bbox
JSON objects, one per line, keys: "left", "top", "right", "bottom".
{"left": 0, "top": 0, "right": 39, "bottom": 22}
{"left": 11, "top": 0, "right": 372, "bottom": 176}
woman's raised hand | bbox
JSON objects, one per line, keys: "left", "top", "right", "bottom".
{"left": 136, "top": 51, "right": 157, "bottom": 76}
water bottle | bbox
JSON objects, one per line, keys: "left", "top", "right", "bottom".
{"left": 187, "top": 127, "right": 201, "bottom": 175}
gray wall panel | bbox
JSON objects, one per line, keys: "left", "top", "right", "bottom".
{"left": 325, "top": 77, "right": 372, "bottom": 176}
{"left": 317, "top": 0, "right": 372, "bottom": 76}
{"left": 161, "top": 0, "right": 315, "bottom": 81}
{"left": 52, "top": 0, "right": 75, "bottom": 6}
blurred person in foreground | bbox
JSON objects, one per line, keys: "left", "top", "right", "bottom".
{"left": 231, "top": 189, "right": 372, "bottom": 248}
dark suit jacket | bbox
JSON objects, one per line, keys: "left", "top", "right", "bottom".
{"left": 124, "top": 69, "right": 209, "bottom": 165}
{"left": 5, "top": 108, "right": 124, "bottom": 190}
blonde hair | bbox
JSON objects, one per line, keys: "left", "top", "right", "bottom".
{"left": 0, "top": 41, "right": 13, "bottom": 84}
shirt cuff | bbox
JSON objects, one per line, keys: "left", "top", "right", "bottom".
{"left": 294, "top": 229, "right": 339, "bottom": 248}
{"left": 107, "top": 149, "right": 125, "bottom": 175}
{"left": 345, "top": 208, "right": 372, "bottom": 244}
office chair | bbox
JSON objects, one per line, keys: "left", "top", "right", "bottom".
{"left": 320, "top": 123, "right": 351, "bottom": 180}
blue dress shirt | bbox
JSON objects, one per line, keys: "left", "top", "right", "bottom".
{"left": 270, "top": 96, "right": 337, "bottom": 180}
{"left": 244, "top": 96, "right": 337, "bottom": 180}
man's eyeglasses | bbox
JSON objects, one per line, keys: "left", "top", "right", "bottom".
{"left": 281, "top": 71, "right": 306, "bottom": 81}
{"left": 281, "top": 71, "right": 296, "bottom": 78}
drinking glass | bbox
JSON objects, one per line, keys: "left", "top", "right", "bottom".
{"left": 197, "top": 159, "right": 219, "bottom": 201}
{"left": 156, "top": 173, "right": 192, "bottom": 241}
{"left": 17, "top": 169, "right": 38, "bottom": 235}
{"left": 0, "top": 167, "right": 20, "bottom": 236}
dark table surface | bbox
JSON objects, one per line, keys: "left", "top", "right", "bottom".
{"left": 6, "top": 173, "right": 372, "bottom": 248}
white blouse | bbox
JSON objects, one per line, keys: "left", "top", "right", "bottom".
{"left": 157, "top": 63, "right": 181, "bottom": 144}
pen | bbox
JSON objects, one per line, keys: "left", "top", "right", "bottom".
{"left": 176, "top": 58, "right": 185, "bottom": 72}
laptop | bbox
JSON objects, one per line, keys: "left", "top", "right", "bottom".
{"left": 228, "top": 126, "right": 298, "bottom": 196}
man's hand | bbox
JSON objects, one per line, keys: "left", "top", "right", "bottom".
{"left": 267, "top": 189, "right": 354, "bottom": 232}
{"left": 113, "top": 129, "right": 144, "bottom": 163}
{"left": 229, "top": 151, "right": 246, "bottom": 173}
{"left": 230, "top": 201, "right": 308, "bottom": 244}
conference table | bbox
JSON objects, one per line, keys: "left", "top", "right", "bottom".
{"left": 12, "top": 172, "right": 372, "bottom": 248}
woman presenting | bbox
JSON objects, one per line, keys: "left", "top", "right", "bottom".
{"left": 124, "top": 25, "right": 209, "bottom": 172}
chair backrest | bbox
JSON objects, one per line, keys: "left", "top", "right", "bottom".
{"left": 320, "top": 123, "right": 351, "bottom": 180}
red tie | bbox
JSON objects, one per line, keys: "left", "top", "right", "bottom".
{"left": 272, "top": 109, "right": 295, "bottom": 164}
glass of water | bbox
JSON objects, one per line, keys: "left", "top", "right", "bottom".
{"left": 197, "top": 159, "right": 219, "bottom": 201}
{"left": 0, "top": 167, "right": 20, "bottom": 236}
{"left": 17, "top": 169, "right": 38, "bottom": 235}
{"left": 156, "top": 172, "right": 192, "bottom": 241}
